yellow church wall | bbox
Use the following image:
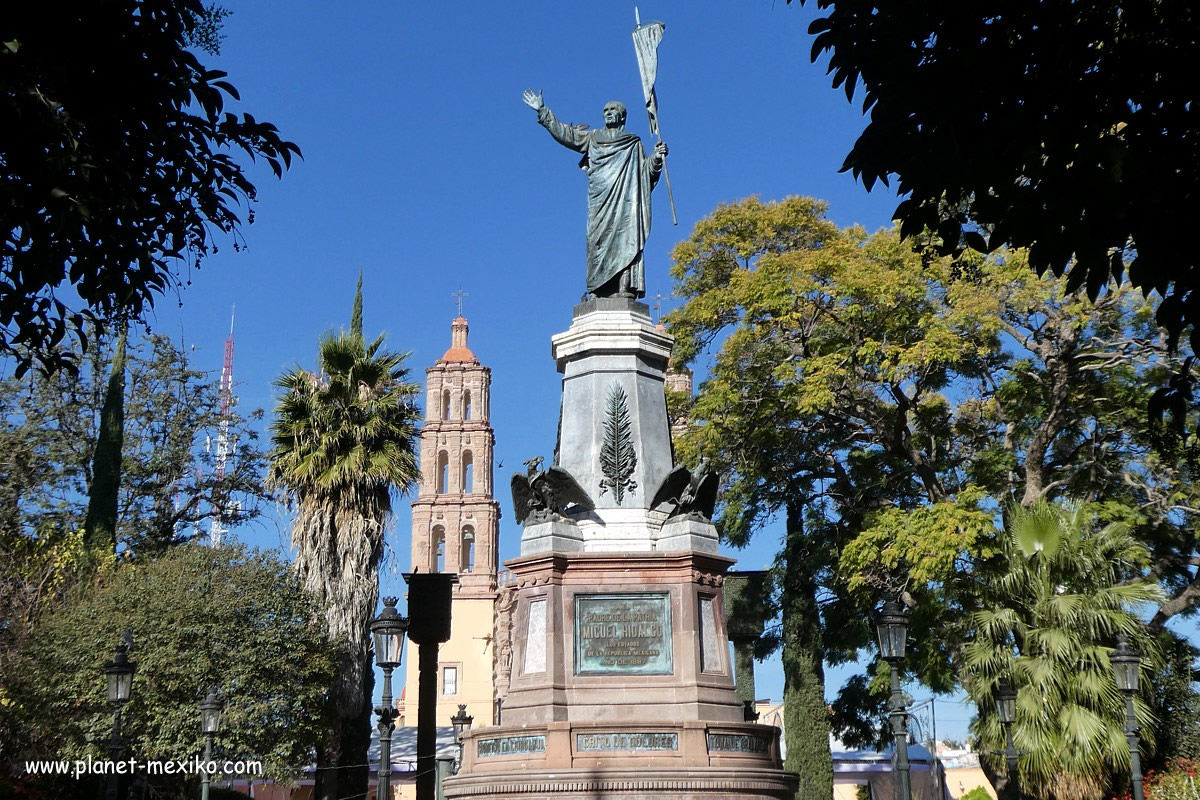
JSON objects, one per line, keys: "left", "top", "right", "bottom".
{"left": 401, "top": 593, "right": 496, "bottom": 729}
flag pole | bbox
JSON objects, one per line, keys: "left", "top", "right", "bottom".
{"left": 657, "top": 129, "right": 677, "bottom": 226}
{"left": 634, "top": 9, "right": 677, "bottom": 225}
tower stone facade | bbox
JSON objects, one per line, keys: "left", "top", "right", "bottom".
{"left": 406, "top": 316, "right": 501, "bottom": 728}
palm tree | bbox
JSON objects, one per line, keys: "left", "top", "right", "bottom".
{"left": 268, "top": 279, "right": 420, "bottom": 800}
{"left": 965, "top": 502, "right": 1162, "bottom": 800}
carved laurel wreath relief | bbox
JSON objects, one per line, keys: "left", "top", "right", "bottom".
{"left": 598, "top": 381, "right": 637, "bottom": 502}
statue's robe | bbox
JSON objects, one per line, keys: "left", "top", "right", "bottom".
{"left": 537, "top": 107, "right": 660, "bottom": 298}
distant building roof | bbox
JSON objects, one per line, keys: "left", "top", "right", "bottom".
{"left": 298, "top": 727, "right": 460, "bottom": 777}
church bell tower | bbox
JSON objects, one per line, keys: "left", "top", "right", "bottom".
{"left": 406, "top": 314, "right": 501, "bottom": 727}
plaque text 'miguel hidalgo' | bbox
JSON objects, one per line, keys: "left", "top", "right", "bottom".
{"left": 574, "top": 593, "right": 673, "bottom": 675}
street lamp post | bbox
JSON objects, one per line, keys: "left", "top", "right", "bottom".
{"left": 1111, "top": 636, "right": 1145, "bottom": 800}
{"left": 450, "top": 704, "right": 474, "bottom": 774}
{"left": 102, "top": 635, "right": 136, "bottom": 800}
{"left": 371, "top": 597, "right": 409, "bottom": 800}
{"left": 198, "top": 690, "right": 222, "bottom": 800}
{"left": 875, "top": 599, "right": 912, "bottom": 800}
{"left": 994, "top": 678, "right": 1020, "bottom": 800}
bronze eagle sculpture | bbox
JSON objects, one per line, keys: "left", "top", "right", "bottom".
{"left": 650, "top": 459, "right": 719, "bottom": 521}
{"left": 510, "top": 456, "right": 594, "bottom": 525}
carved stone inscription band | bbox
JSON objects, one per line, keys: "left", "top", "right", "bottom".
{"left": 577, "top": 732, "right": 679, "bottom": 751}
{"left": 477, "top": 736, "right": 547, "bottom": 758}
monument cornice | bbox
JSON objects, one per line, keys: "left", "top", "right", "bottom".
{"left": 505, "top": 549, "right": 735, "bottom": 575}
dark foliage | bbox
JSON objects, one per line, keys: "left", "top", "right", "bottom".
{"left": 791, "top": 0, "right": 1200, "bottom": 351}
{"left": 0, "top": 0, "right": 299, "bottom": 375}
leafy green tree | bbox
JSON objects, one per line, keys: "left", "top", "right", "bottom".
{"left": 0, "top": 0, "right": 300, "bottom": 376}
{"left": 668, "top": 196, "right": 1000, "bottom": 796}
{"left": 668, "top": 196, "right": 1200, "bottom": 785}
{"left": 2, "top": 543, "right": 335, "bottom": 799}
{"left": 965, "top": 502, "right": 1161, "bottom": 800}
{"left": 788, "top": 0, "right": 1199, "bottom": 354}
{"left": 0, "top": 331, "right": 271, "bottom": 555}
{"left": 268, "top": 282, "right": 420, "bottom": 800}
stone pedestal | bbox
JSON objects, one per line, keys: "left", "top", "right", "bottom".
{"left": 445, "top": 552, "right": 796, "bottom": 800}
{"left": 450, "top": 299, "right": 796, "bottom": 799}
{"left": 500, "top": 551, "right": 741, "bottom": 725}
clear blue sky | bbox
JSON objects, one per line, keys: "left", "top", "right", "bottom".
{"left": 144, "top": 1, "right": 1008, "bottom": 743}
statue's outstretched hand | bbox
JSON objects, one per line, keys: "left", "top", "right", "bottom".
{"left": 522, "top": 89, "right": 544, "bottom": 112}
{"left": 654, "top": 141, "right": 669, "bottom": 164}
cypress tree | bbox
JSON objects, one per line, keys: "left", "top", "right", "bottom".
{"left": 350, "top": 271, "right": 363, "bottom": 341}
{"left": 84, "top": 322, "right": 127, "bottom": 554}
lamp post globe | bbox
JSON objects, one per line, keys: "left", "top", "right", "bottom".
{"left": 994, "top": 678, "right": 1017, "bottom": 725}
{"left": 450, "top": 704, "right": 474, "bottom": 775}
{"left": 1110, "top": 635, "right": 1141, "bottom": 693}
{"left": 371, "top": 597, "right": 409, "bottom": 800}
{"left": 1111, "top": 635, "right": 1145, "bottom": 800}
{"left": 198, "top": 689, "right": 223, "bottom": 800}
{"left": 874, "top": 598, "right": 910, "bottom": 662}
{"left": 372, "top": 596, "right": 409, "bottom": 669}
{"left": 104, "top": 642, "right": 135, "bottom": 705}
{"left": 199, "top": 690, "right": 222, "bottom": 736}
{"left": 451, "top": 704, "right": 474, "bottom": 741}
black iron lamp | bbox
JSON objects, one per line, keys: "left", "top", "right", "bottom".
{"left": 102, "top": 634, "right": 136, "bottom": 800}
{"left": 199, "top": 690, "right": 222, "bottom": 736}
{"left": 1110, "top": 635, "right": 1141, "bottom": 693}
{"left": 451, "top": 704, "right": 474, "bottom": 741}
{"left": 104, "top": 641, "right": 135, "bottom": 705}
{"left": 994, "top": 678, "right": 1020, "bottom": 800}
{"left": 1111, "top": 636, "right": 1145, "bottom": 800}
{"left": 874, "top": 598, "right": 912, "bottom": 800}
{"left": 198, "top": 690, "right": 223, "bottom": 800}
{"left": 874, "top": 598, "right": 910, "bottom": 662}
{"left": 370, "top": 597, "right": 409, "bottom": 800}
{"left": 372, "top": 597, "right": 409, "bottom": 669}
{"left": 451, "top": 704, "right": 474, "bottom": 775}
{"left": 994, "top": 678, "right": 1017, "bottom": 724}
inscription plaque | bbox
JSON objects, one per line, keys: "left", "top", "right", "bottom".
{"left": 577, "top": 732, "right": 679, "bottom": 751}
{"left": 477, "top": 735, "right": 547, "bottom": 758}
{"left": 574, "top": 593, "right": 672, "bottom": 675}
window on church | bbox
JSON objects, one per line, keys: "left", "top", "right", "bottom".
{"left": 462, "top": 528, "right": 475, "bottom": 572}
{"left": 462, "top": 452, "right": 474, "bottom": 493}
{"left": 433, "top": 527, "right": 445, "bottom": 573}
{"left": 463, "top": 390, "right": 473, "bottom": 420}
{"left": 437, "top": 451, "right": 449, "bottom": 494}
{"left": 442, "top": 389, "right": 452, "bottom": 420}
{"left": 442, "top": 664, "right": 459, "bottom": 696}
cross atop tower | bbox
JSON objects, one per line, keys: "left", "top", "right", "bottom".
{"left": 453, "top": 288, "right": 470, "bottom": 317}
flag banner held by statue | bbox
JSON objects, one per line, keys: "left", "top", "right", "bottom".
{"left": 633, "top": 14, "right": 665, "bottom": 137}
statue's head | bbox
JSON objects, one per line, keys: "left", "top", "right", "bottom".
{"left": 602, "top": 101, "right": 627, "bottom": 128}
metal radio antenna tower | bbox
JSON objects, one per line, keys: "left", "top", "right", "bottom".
{"left": 210, "top": 308, "right": 236, "bottom": 546}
